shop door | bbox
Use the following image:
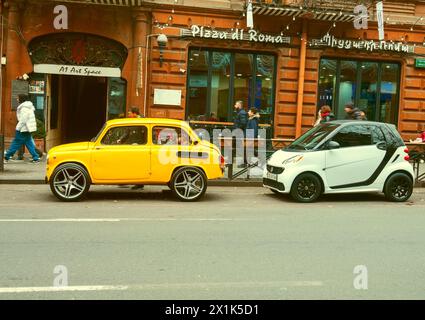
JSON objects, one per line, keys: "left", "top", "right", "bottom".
{"left": 62, "top": 76, "right": 107, "bottom": 143}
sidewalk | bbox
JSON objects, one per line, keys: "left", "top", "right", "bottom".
{"left": 1, "top": 155, "right": 424, "bottom": 187}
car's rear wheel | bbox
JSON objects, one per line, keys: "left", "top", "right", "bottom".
{"left": 290, "top": 173, "right": 322, "bottom": 203}
{"left": 170, "top": 167, "right": 207, "bottom": 202}
{"left": 384, "top": 172, "right": 413, "bottom": 202}
{"left": 50, "top": 163, "right": 90, "bottom": 202}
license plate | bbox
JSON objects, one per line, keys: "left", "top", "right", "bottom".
{"left": 267, "top": 172, "right": 277, "bottom": 181}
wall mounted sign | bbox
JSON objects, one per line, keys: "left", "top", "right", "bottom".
{"left": 34, "top": 64, "right": 121, "bottom": 77}
{"left": 154, "top": 89, "right": 182, "bottom": 106}
{"left": 415, "top": 58, "right": 425, "bottom": 69}
{"left": 311, "top": 34, "right": 415, "bottom": 53}
{"left": 181, "top": 25, "right": 291, "bottom": 45}
{"left": 11, "top": 80, "right": 29, "bottom": 111}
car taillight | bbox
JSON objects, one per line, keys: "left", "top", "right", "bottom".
{"left": 404, "top": 148, "right": 409, "bottom": 153}
{"left": 404, "top": 155, "right": 410, "bottom": 161}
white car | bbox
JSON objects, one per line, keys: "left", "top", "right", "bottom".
{"left": 263, "top": 121, "right": 414, "bottom": 202}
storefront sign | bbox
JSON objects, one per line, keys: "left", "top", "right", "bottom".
{"left": 181, "top": 25, "right": 290, "bottom": 45}
{"left": 415, "top": 59, "right": 425, "bottom": 69}
{"left": 34, "top": 64, "right": 121, "bottom": 77}
{"left": 311, "top": 34, "right": 415, "bottom": 53}
{"left": 154, "top": 89, "right": 182, "bottom": 106}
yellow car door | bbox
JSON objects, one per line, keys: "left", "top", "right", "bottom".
{"left": 150, "top": 125, "right": 193, "bottom": 182}
{"left": 91, "top": 125, "right": 150, "bottom": 182}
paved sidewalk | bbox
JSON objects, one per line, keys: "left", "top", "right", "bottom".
{"left": 0, "top": 158, "right": 47, "bottom": 184}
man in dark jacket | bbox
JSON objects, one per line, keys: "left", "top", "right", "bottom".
{"left": 246, "top": 108, "right": 260, "bottom": 138}
{"left": 233, "top": 100, "right": 248, "bottom": 130}
{"left": 344, "top": 102, "right": 365, "bottom": 120}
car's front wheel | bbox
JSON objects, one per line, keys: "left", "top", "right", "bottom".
{"left": 290, "top": 173, "right": 322, "bottom": 203}
{"left": 384, "top": 172, "right": 413, "bottom": 202}
{"left": 50, "top": 163, "right": 91, "bottom": 202}
{"left": 170, "top": 167, "right": 207, "bottom": 202}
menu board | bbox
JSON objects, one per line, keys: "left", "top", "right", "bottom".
{"left": 29, "top": 80, "right": 45, "bottom": 94}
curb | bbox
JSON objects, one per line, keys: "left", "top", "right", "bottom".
{"left": 0, "top": 179, "right": 46, "bottom": 185}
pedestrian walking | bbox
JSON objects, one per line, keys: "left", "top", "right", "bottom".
{"left": 344, "top": 102, "right": 365, "bottom": 120}
{"left": 314, "top": 105, "right": 335, "bottom": 126}
{"left": 4, "top": 94, "right": 41, "bottom": 163}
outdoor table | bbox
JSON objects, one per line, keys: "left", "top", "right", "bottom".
{"left": 405, "top": 142, "right": 425, "bottom": 183}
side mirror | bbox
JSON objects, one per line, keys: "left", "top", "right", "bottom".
{"left": 327, "top": 140, "right": 340, "bottom": 150}
{"left": 193, "top": 140, "right": 199, "bottom": 146}
{"left": 376, "top": 141, "right": 387, "bottom": 150}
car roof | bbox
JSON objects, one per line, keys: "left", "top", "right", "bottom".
{"left": 326, "top": 120, "right": 387, "bottom": 126}
{"left": 106, "top": 118, "right": 190, "bottom": 127}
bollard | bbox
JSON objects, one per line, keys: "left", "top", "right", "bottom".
{"left": 0, "top": 134, "right": 4, "bottom": 172}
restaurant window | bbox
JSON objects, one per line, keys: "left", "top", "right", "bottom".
{"left": 317, "top": 58, "right": 400, "bottom": 124}
{"left": 187, "top": 49, "right": 276, "bottom": 128}
{"left": 107, "top": 78, "right": 127, "bottom": 120}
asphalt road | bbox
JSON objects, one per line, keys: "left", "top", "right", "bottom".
{"left": 0, "top": 185, "right": 425, "bottom": 300}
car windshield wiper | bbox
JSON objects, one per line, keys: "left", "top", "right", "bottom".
{"left": 286, "top": 144, "right": 306, "bottom": 150}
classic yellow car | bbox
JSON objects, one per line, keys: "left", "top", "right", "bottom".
{"left": 46, "top": 118, "right": 225, "bottom": 202}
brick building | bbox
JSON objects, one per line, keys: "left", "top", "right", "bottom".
{"left": 0, "top": 0, "right": 424, "bottom": 150}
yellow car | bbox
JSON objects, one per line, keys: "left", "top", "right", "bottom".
{"left": 46, "top": 118, "right": 225, "bottom": 202}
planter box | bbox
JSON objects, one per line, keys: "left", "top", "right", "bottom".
{"left": 34, "top": 138, "right": 45, "bottom": 153}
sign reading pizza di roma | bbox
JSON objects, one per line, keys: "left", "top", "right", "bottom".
{"left": 182, "top": 25, "right": 291, "bottom": 45}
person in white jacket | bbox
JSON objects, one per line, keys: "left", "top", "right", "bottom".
{"left": 4, "top": 94, "right": 41, "bottom": 163}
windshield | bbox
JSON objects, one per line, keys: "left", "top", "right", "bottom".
{"left": 286, "top": 123, "right": 340, "bottom": 151}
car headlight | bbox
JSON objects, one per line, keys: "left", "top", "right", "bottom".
{"left": 282, "top": 155, "right": 304, "bottom": 165}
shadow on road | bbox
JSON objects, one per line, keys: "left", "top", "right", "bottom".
{"left": 263, "top": 191, "right": 406, "bottom": 204}
{"left": 44, "top": 187, "right": 224, "bottom": 203}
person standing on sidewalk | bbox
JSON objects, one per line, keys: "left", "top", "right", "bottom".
{"left": 4, "top": 95, "right": 41, "bottom": 164}
{"left": 232, "top": 100, "right": 248, "bottom": 168}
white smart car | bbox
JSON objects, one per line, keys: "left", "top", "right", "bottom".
{"left": 263, "top": 121, "right": 414, "bottom": 202}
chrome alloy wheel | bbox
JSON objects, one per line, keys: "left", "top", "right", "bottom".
{"left": 51, "top": 165, "right": 89, "bottom": 201}
{"left": 172, "top": 168, "right": 206, "bottom": 201}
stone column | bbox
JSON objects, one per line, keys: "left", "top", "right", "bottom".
{"left": 129, "top": 9, "right": 150, "bottom": 117}
{"left": 295, "top": 19, "right": 308, "bottom": 138}
{"left": 2, "top": 0, "right": 23, "bottom": 137}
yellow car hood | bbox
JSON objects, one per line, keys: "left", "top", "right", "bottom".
{"left": 49, "top": 142, "right": 92, "bottom": 153}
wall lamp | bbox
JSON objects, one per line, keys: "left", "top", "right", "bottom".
{"left": 157, "top": 33, "right": 168, "bottom": 67}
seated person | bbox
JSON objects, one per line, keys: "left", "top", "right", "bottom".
{"left": 410, "top": 131, "right": 425, "bottom": 143}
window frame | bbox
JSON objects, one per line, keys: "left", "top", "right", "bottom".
{"left": 186, "top": 48, "right": 277, "bottom": 128}
{"left": 318, "top": 58, "right": 401, "bottom": 125}
{"left": 100, "top": 125, "right": 148, "bottom": 146}
{"left": 151, "top": 125, "right": 193, "bottom": 146}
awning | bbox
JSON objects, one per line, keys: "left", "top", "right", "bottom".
{"left": 252, "top": 5, "right": 355, "bottom": 23}
{"left": 56, "top": 0, "right": 144, "bottom": 6}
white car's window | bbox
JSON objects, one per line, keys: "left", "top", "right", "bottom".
{"left": 371, "top": 126, "right": 386, "bottom": 144}
{"left": 331, "top": 125, "right": 373, "bottom": 148}
{"left": 101, "top": 126, "right": 147, "bottom": 145}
